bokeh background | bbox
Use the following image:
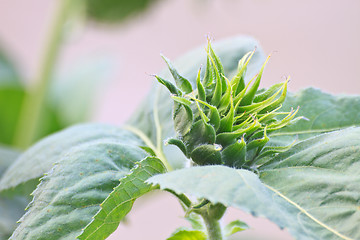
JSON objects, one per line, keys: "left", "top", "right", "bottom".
{"left": 0, "top": 0, "right": 359, "bottom": 239}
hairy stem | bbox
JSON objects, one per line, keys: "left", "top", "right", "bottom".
{"left": 13, "top": 0, "right": 72, "bottom": 148}
{"left": 201, "top": 211, "right": 223, "bottom": 240}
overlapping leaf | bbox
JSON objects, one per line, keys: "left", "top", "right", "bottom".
{"left": 9, "top": 133, "right": 148, "bottom": 239}
{"left": 78, "top": 157, "right": 166, "bottom": 240}
{"left": 0, "top": 124, "right": 142, "bottom": 191}
{"left": 0, "top": 147, "right": 27, "bottom": 240}
{"left": 149, "top": 127, "right": 360, "bottom": 240}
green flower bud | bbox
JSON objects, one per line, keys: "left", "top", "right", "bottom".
{"left": 157, "top": 41, "right": 300, "bottom": 170}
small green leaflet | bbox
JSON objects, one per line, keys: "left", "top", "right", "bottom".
{"left": 78, "top": 157, "right": 166, "bottom": 240}
{"left": 166, "top": 228, "right": 207, "bottom": 240}
{"left": 224, "top": 220, "right": 249, "bottom": 237}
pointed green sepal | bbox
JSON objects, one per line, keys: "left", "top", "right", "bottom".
{"left": 155, "top": 75, "right": 181, "bottom": 95}
{"left": 202, "top": 45, "right": 215, "bottom": 87}
{"left": 165, "top": 138, "right": 188, "bottom": 157}
{"left": 192, "top": 98, "right": 220, "bottom": 131}
{"left": 172, "top": 96, "right": 192, "bottom": 106}
{"left": 218, "top": 76, "right": 232, "bottom": 113}
{"left": 196, "top": 68, "right": 206, "bottom": 101}
{"left": 209, "top": 44, "right": 226, "bottom": 92}
{"left": 196, "top": 103, "right": 210, "bottom": 125}
{"left": 247, "top": 127, "right": 269, "bottom": 151}
{"left": 173, "top": 102, "right": 193, "bottom": 136}
{"left": 240, "top": 55, "right": 271, "bottom": 106}
{"left": 182, "top": 120, "right": 216, "bottom": 153}
{"left": 161, "top": 54, "right": 193, "bottom": 94}
{"left": 222, "top": 137, "right": 246, "bottom": 168}
{"left": 191, "top": 144, "right": 222, "bottom": 166}
{"left": 140, "top": 146, "right": 157, "bottom": 156}
{"left": 231, "top": 50, "right": 255, "bottom": 95}
{"left": 253, "top": 82, "right": 283, "bottom": 103}
{"left": 216, "top": 120, "right": 260, "bottom": 147}
{"left": 207, "top": 53, "right": 222, "bottom": 107}
{"left": 218, "top": 94, "right": 234, "bottom": 133}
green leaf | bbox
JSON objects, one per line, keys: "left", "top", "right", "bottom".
{"left": 167, "top": 228, "right": 207, "bottom": 240}
{"left": 148, "top": 166, "right": 308, "bottom": 238}
{"left": 0, "top": 124, "right": 144, "bottom": 192}
{"left": 9, "top": 132, "right": 148, "bottom": 240}
{"left": 224, "top": 220, "right": 249, "bottom": 237}
{"left": 0, "top": 196, "right": 28, "bottom": 240}
{"left": 85, "top": 0, "right": 157, "bottom": 23}
{"left": 259, "top": 127, "right": 360, "bottom": 240}
{"left": 128, "top": 36, "right": 265, "bottom": 169}
{"left": 0, "top": 147, "right": 28, "bottom": 240}
{"left": 149, "top": 131, "right": 360, "bottom": 240}
{"left": 272, "top": 88, "right": 360, "bottom": 142}
{"left": 78, "top": 157, "right": 166, "bottom": 240}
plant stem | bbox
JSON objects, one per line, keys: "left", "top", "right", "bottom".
{"left": 123, "top": 125, "right": 173, "bottom": 171}
{"left": 201, "top": 211, "right": 223, "bottom": 240}
{"left": 13, "top": 0, "right": 72, "bottom": 149}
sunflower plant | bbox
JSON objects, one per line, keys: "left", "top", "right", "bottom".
{"left": 1, "top": 37, "right": 360, "bottom": 240}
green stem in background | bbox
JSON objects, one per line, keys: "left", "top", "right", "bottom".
{"left": 13, "top": 0, "right": 73, "bottom": 149}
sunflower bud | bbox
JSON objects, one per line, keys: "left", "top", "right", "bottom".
{"left": 157, "top": 41, "right": 301, "bottom": 170}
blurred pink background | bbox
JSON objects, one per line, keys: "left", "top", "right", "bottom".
{"left": 1, "top": 0, "right": 359, "bottom": 239}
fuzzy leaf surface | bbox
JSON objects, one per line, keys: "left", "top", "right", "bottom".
{"left": 78, "top": 157, "right": 166, "bottom": 240}
{"left": 9, "top": 133, "right": 148, "bottom": 240}
{"left": 259, "top": 127, "right": 360, "bottom": 240}
{"left": 0, "top": 147, "right": 27, "bottom": 240}
{"left": 149, "top": 127, "right": 360, "bottom": 240}
{"left": 272, "top": 88, "right": 360, "bottom": 142}
{"left": 0, "top": 124, "right": 142, "bottom": 191}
